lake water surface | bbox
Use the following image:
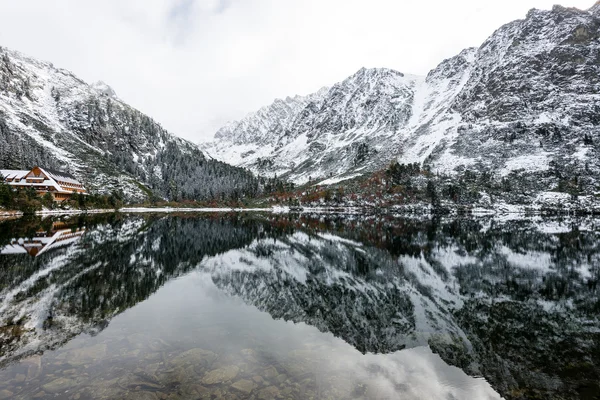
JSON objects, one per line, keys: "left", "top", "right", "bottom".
{"left": 0, "top": 213, "right": 598, "bottom": 399}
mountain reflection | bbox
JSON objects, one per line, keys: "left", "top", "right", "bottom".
{"left": 0, "top": 213, "right": 599, "bottom": 399}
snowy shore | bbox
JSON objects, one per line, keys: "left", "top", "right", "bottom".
{"left": 2, "top": 199, "right": 600, "bottom": 221}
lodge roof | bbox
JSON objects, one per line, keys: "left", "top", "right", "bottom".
{"left": 42, "top": 167, "right": 77, "bottom": 181}
{"left": 37, "top": 167, "right": 81, "bottom": 185}
{"left": 1, "top": 166, "right": 85, "bottom": 192}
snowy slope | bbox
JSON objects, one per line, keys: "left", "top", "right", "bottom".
{"left": 205, "top": 5, "right": 600, "bottom": 193}
{"left": 0, "top": 47, "right": 258, "bottom": 201}
{"left": 204, "top": 68, "right": 421, "bottom": 185}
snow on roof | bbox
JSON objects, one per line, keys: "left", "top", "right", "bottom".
{"left": 42, "top": 167, "right": 76, "bottom": 180}
{"left": 1, "top": 169, "right": 29, "bottom": 180}
{"left": 1, "top": 167, "right": 84, "bottom": 189}
{"left": 0, "top": 229, "right": 85, "bottom": 257}
{"left": 35, "top": 229, "right": 84, "bottom": 257}
{"left": 0, "top": 244, "right": 28, "bottom": 255}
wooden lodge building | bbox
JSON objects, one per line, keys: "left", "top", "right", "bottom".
{"left": 0, "top": 166, "right": 86, "bottom": 202}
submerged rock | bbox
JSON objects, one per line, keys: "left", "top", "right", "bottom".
{"left": 157, "top": 366, "right": 193, "bottom": 387}
{"left": 263, "top": 366, "right": 278, "bottom": 379}
{"left": 201, "top": 365, "right": 240, "bottom": 385}
{"left": 231, "top": 379, "right": 257, "bottom": 394}
{"left": 124, "top": 391, "right": 159, "bottom": 400}
{"left": 192, "top": 384, "right": 211, "bottom": 397}
{"left": 42, "top": 377, "right": 76, "bottom": 393}
{"left": 171, "top": 348, "right": 217, "bottom": 369}
{"left": 258, "top": 385, "right": 280, "bottom": 399}
{"left": 0, "top": 390, "right": 14, "bottom": 400}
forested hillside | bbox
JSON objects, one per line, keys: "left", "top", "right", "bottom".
{"left": 0, "top": 47, "right": 269, "bottom": 202}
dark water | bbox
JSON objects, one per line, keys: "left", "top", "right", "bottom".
{"left": 0, "top": 213, "right": 598, "bottom": 400}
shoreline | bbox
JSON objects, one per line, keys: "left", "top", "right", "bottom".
{"left": 2, "top": 203, "right": 600, "bottom": 220}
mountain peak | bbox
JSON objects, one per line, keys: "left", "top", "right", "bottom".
{"left": 92, "top": 81, "right": 117, "bottom": 98}
{"left": 352, "top": 67, "right": 405, "bottom": 79}
{"left": 524, "top": 5, "right": 586, "bottom": 19}
{"left": 206, "top": 4, "right": 600, "bottom": 194}
{"left": 204, "top": 64, "right": 423, "bottom": 183}
{"left": 339, "top": 67, "right": 413, "bottom": 91}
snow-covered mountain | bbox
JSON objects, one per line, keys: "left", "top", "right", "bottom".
{"left": 0, "top": 47, "right": 259, "bottom": 201}
{"left": 204, "top": 68, "right": 422, "bottom": 185}
{"left": 204, "top": 4, "right": 600, "bottom": 191}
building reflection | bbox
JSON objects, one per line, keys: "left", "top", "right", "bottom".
{"left": 0, "top": 221, "right": 86, "bottom": 257}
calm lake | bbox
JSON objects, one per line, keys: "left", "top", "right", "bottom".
{"left": 0, "top": 213, "right": 598, "bottom": 400}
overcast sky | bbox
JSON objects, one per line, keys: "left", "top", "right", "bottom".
{"left": 0, "top": 0, "right": 594, "bottom": 142}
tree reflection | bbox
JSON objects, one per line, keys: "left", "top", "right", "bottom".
{"left": 0, "top": 213, "right": 598, "bottom": 399}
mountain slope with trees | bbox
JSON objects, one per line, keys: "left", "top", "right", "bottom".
{"left": 0, "top": 47, "right": 267, "bottom": 202}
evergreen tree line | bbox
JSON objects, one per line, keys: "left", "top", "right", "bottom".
{"left": 383, "top": 159, "right": 597, "bottom": 207}
{"left": 0, "top": 97, "right": 290, "bottom": 203}
{"left": 56, "top": 98, "right": 293, "bottom": 202}
{"left": 0, "top": 113, "right": 63, "bottom": 171}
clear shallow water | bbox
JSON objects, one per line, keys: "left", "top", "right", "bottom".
{"left": 0, "top": 213, "right": 598, "bottom": 400}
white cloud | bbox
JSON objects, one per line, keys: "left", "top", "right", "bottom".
{"left": 0, "top": 0, "right": 594, "bottom": 142}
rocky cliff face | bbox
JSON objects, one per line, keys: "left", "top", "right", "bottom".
{"left": 205, "top": 5, "right": 600, "bottom": 197}
{"left": 0, "top": 48, "right": 259, "bottom": 201}
{"left": 204, "top": 69, "right": 421, "bottom": 185}
{"left": 441, "top": 5, "right": 600, "bottom": 190}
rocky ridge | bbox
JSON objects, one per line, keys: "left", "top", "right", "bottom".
{"left": 204, "top": 5, "right": 600, "bottom": 204}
